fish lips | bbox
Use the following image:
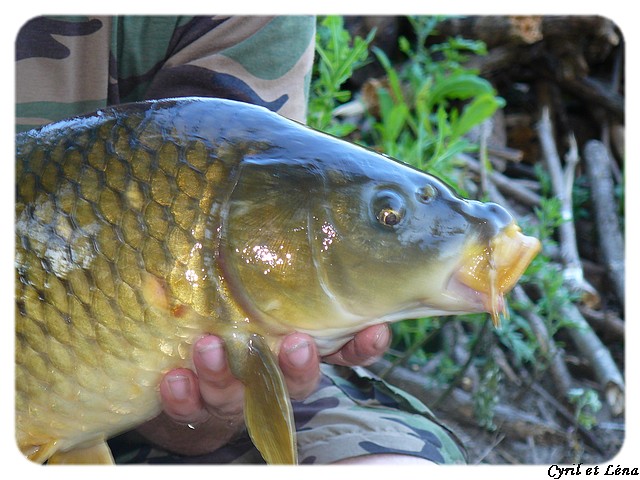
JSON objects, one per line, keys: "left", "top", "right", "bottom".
{"left": 446, "top": 223, "right": 541, "bottom": 326}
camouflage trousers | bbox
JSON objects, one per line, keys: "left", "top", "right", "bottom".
{"left": 110, "top": 364, "right": 466, "bottom": 465}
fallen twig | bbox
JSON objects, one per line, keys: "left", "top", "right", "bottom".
{"left": 491, "top": 344, "right": 521, "bottom": 386}
{"left": 536, "top": 105, "right": 600, "bottom": 307}
{"left": 529, "top": 382, "right": 606, "bottom": 455}
{"left": 555, "top": 75, "right": 624, "bottom": 123}
{"left": 582, "top": 140, "right": 625, "bottom": 309}
{"left": 487, "top": 145, "right": 524, "bottom": 163}
{"left": 560, "top": 302, "right": 625, "bottom": 416}
{"left": 478, "top": 119, "right": 491, "bottom": 198}
{"left": 531, "top": 115, "right": 625, "bottom": 413}
{"left": 578, "top": 305, "right": 624, "bottom": 340}
{"left": 471, "top": 166, "right": 575, "bottom": 400}
{"left": 472, "top": 433, "right": 506, "bottom": 464}
{"left": 459, "top": 152, "right": 542, "bottom": 207}
{"left": 367, "top": 358, "right": 567, "bottom": 441}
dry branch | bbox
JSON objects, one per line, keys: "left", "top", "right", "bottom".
{"left": 465, "top": 45, "right": 525, "bottom": 78}
{"left": 560, "top": 302, "right": 625, "bottom": 416}
{"left": 528, "top": 382, "right": 606, "bottom": 455}
{"left": 578, "top": 305, "right": 624, "bottom": 340}
{"left": 534, "top": 107, "right": 624, "bottom": 415}
{"left": 367, "top": 359, "right": 567, "bottom": 441}
{"left": 536, "top": 106, "right": 600, "bottom": 307}
{"left": 582, "top": 140, "right": 625, "bottom": 308}
{"left": 459, "top": 152, "right": 542, "bottom": 207}
{"left": 555, "top": 76, "right": 624, "bottom": 122}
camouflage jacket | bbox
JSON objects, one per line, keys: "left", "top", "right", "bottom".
{"left": 16, "top": 15, "right": 315, "bottom": 132}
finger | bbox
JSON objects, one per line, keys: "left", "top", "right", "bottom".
{"left": 192, "top": 335, "right": 245, "bottom": 418}
{"left": 278, "top": 333, "right": 321, "bottom": 400}
{"left": 159, "top": 368, "right": 210, "bottom": 425}
{"left": 323, "top": 323, "right": 391, "bottom": 366}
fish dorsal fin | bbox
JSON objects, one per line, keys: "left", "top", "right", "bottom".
{"left": 225, "top": 332, "right": 298, "bottom": 464}
{"left": 47, "top": 440, "right": 114, "bottom": 464}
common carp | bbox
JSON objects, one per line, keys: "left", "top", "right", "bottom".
{"left": 15, "top": 97, "right": 540, "bottom": 465}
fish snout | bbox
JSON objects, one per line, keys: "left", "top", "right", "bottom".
{"left": 456, "top": 199, "right": 515, "bottom": 240}
{"left": 484, "top": 202, "right": 514, "bottom": 228}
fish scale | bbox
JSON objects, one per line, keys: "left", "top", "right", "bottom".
{"left": 16, "top": 104, "right": 229, "bottom": 462}
{"left": 15, "top": 97, "right": 539, "bottom": 464}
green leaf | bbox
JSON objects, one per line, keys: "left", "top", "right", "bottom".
{"left": 451, "top": 93, "right": 505, "bottom": 140}
{"left": 428, "top": 74, "right": 495, "bottom": 106}
{"left": 372, "top": 47, "right": 406, "bottom": 105}
{"left": 384, "top": 103, "right": 410, "bottom": 144}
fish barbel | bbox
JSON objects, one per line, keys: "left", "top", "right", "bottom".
{"left": 15, "top": 97, "right": 540, "bottom": 464}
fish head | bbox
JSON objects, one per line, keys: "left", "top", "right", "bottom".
{"left": 218, "top": 121, "right": 540, "bottom": 346}
{"left": 314, "top": 163, "right": 541, "bottom": 327}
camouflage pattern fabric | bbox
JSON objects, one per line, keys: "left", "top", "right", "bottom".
{"left": 15, "top": 15, "right": 466, "bottom": 465}
{"left": 109, "top": 365, "right": 466, "bottom": 464}
{"left": 16, "top": 15, "right": 315, "bottom": 132}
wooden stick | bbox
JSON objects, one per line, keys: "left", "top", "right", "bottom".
{"left": 535, "top": 107, "right": 624, "bottom": 414}
{"left": 528, "top": 381, "right": 606, "bottom": 454}
{"left": 433, "top": 321, "right": 488, "bottom": 407}
{"left": 487, "top": 145, "right": 524, "bottom": 163}
{"left": 473, "top": 433, "right": 506, "bottom": 464}
{"left": 582, "top": 140, "right": 625, "bottom": 309}
{"left": 367, "top": 359, "right": 567, "bottom": 441}
{"left": 536, "top": 106, "right": 600, "bottom": 307}
{"left": 478, "top": 119, "right": 491, "bottom": 198}
{"left": 555, "top": 75, "right": 624, "bottom": 122}
{"left": 578, "top": 305, "right": 625, "bottom": 340}
{"left": 560, "top": 302, "right": 625, "bottom": 416}
{"left": 458, "top": 152, "right": 542, "bottom": 207}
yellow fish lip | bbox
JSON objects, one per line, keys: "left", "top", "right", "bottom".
{"left": 451, "top": 223, "right": 541, "bottom": 326}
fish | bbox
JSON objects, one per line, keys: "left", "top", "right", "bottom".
{"left": 15, "top": 97, "right": 541, "bottom": 465}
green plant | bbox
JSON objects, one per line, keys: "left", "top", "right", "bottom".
{"left": 474, "top": 358, "right": 501, "bottom": 431}
{"left": 567, "top": 388, "right": 602, "bottom": 430}
{"left": 367, "top": 16, "right": 505, "bottom": 192}
{"left": 308, "top": 16, "right": 375, "bottom": 137}
{"left": 522, "top": 186, "right": 581, "bottom": 336}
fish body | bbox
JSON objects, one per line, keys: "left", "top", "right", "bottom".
{"left": 15, "top": 97, "right": 540, "bottom": 464}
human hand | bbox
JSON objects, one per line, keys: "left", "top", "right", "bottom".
{"left": 137, "top": 325, "right": 391, "bottom": 456}
{"left": 322, "top": 323, "right": 391, "bottom": 367}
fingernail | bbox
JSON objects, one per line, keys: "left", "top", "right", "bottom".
{"left": 374, "top": 325, "right": 390, "bottom": 351}
{"left": 285, "top": 340, "right": 312, "bottom": 368}
{"left": 196, "top": 338, "right": 225, "bottom": 372}
{"left": 167, "top": 374, "right": 190, "bottom": 401}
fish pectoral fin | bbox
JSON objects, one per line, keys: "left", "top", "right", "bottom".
{"left": 227, "top": 332, "right": 298, "bottom": 464}
{"left": 47, "top": 441, "right": 115, "bottom": 464}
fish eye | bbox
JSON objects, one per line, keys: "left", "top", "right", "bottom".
{"left": 377, "top": 208, "right": 402, "bottom": 226}
{"left": 371, "top": 190, "right": 406, "bottom": 228}
{"left": 418, "top": 184, "right": 437, "bottom": 203}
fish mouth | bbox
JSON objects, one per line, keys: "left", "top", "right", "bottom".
{"left": 449, "top": 223, "right": 541, "bottom": 327}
